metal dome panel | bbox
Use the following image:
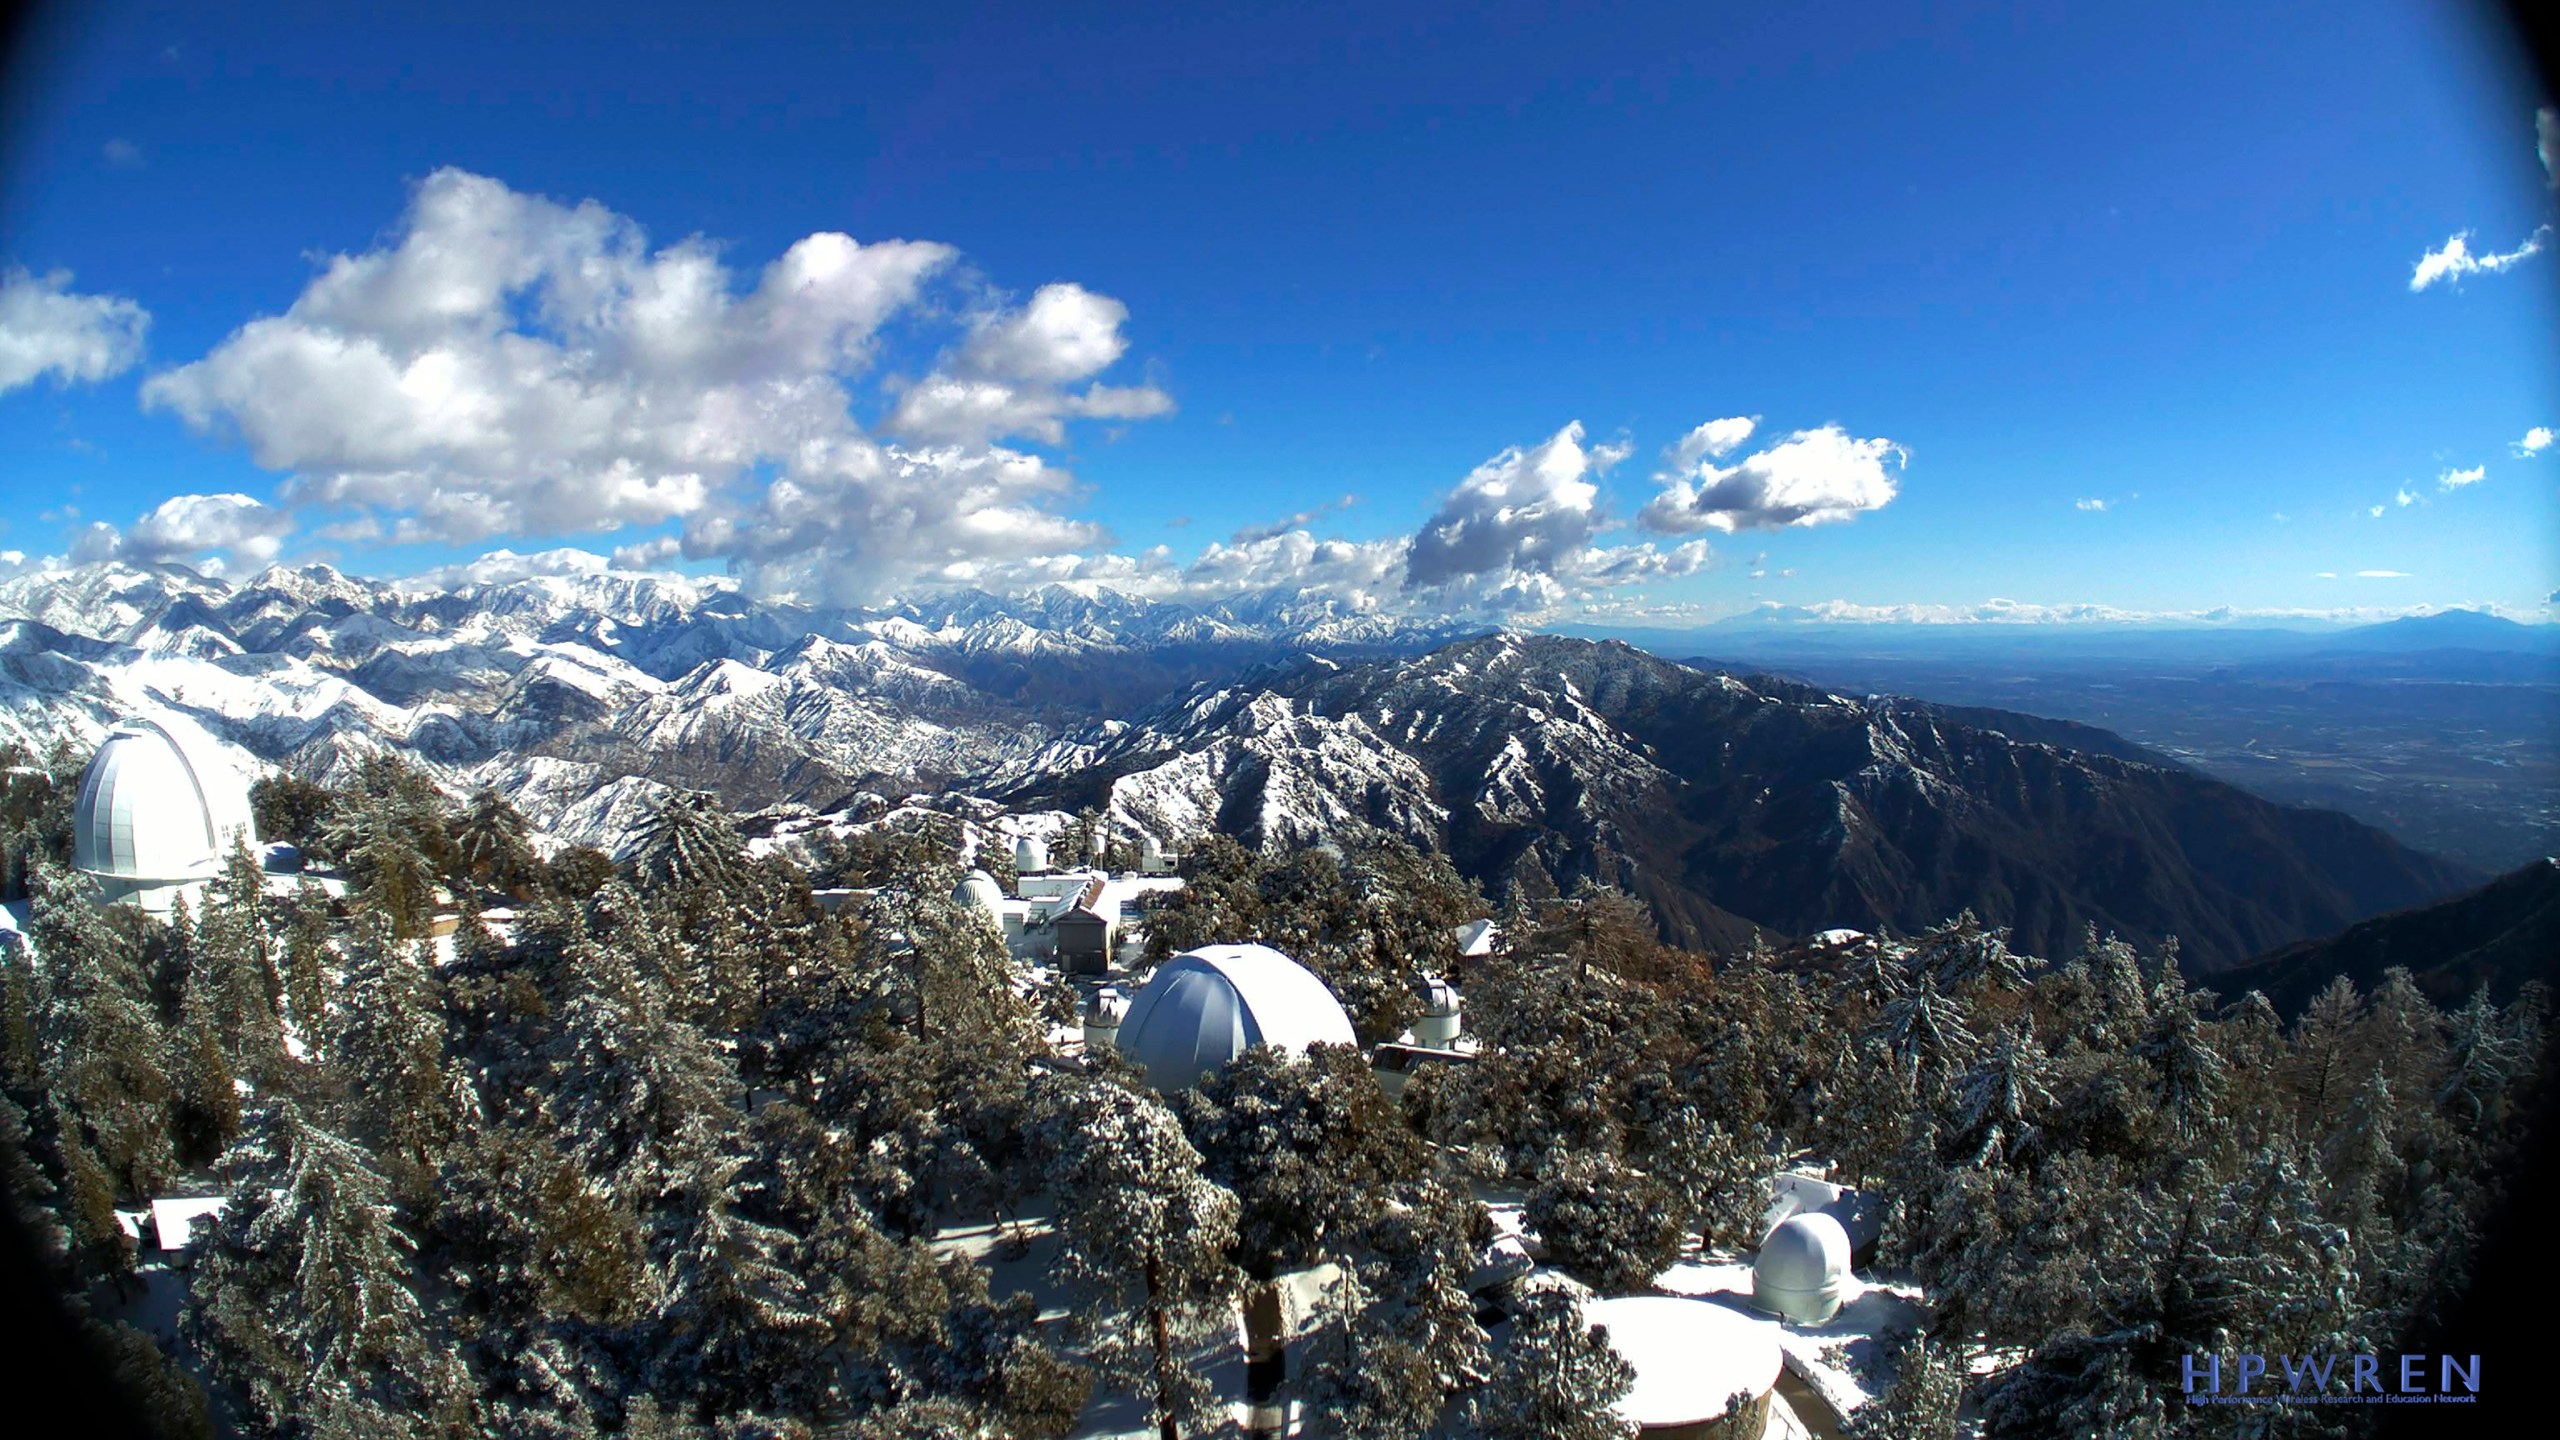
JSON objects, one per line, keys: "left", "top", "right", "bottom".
{"left": 1114, "top": 943, "right": 1356, "bottom": 1090}
{"left": 73, "top": 717, "right": 254, "bottom": 885}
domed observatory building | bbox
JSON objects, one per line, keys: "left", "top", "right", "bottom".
{"left": 73, "top": 717, "right": 257, "bottom": 913}
{"left": 1013, "top": 833, "right": 1050, "bottom": 875}
{"left": 1752, "top": 1211, "right": 1854, "bottom": 1325}
{"left": 950, "top": 869, "right": 1006, "bottom": 927}
{"left": 1115, "top": 943, "right": 1357, "bottom": 1090}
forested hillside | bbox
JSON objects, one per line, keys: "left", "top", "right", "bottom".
{"left": 0, "top": 742, "right": 2545, "bottom": 1437}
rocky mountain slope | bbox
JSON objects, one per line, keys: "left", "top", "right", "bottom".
{"left": 0, "top": 561, "right": 1477, "bottom": 846}
{"left": 996, "top": 634, "right": 2477, "bottom": 969}
{"left": 2209, "top": 857, "right": 2560, "bottom": 1013}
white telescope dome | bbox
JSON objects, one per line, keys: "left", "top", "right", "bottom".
{"left": 1014, "top": 834, "right": 1049, "bottom": 872}
{"left": 73, "top": 717, "right": 256, "bottom": 911}
{"left": 1752, "top": 1211, "right": 1854, "bottom": 1325}
{"left": 951, "top": 868, "right": 1005, "bottom": 921}
{"left": 1116, "top": 943, "right": 1356, "bottom": 1090}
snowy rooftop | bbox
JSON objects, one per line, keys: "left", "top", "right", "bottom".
{"left": 150, "top": 1196, "right": 229, "bottom": 1252}
{"left": 1587, "top": 1295, "right": 1784, "bottom": 1428}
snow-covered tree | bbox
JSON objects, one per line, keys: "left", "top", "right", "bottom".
{"left": 1456, "top": 1290, "right": 1635, "bottom": 1440}
{"left": 1524, "top": 1152, "right": 1687, "bottom": 1294}
{"left": 1035, "top": 1074, "right": 1241, "bottom": 1440}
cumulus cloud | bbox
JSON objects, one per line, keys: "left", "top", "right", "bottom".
{"left": 2367, "top": 504, "right": 2386, "bottom": 518}
{"left": 1639, "top": 422, "right": 1904, "bottom": 534}
{"left": 75, "top": 493, "right": 293, "bottom": 571}
{"left": 391, "top": 545, "right": 677, "bottom": 591}
{"left": 0, "top": 267, "right": 149, "bottom": 394}
{"left": 1661, "top": 416, "right": 1759, "bottom": 472}
{"left": 2409, "top": 226, "right": 2550, "bottom": 290}
{"left": 2395, "top": 485, "right": 2419, "bottom": 507}
{"left": 2513, "top": 426, "right": 2552, "bottom": 457}
{"left": 2438, "top": 464, "right": 2485, "bottom": 490}
{"left": 139, "top": 168, "right": 1174, "bottom": 603}
{"left": 1406, "top": 421, "right": 1627, "bottom": 588}
{"left": 884, "top": 283, "right": 1175, "bottom": 446}
{"left": 2075, "top": 497, "right": 2108, "bottom": 512}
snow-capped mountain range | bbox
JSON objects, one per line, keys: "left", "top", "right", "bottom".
{"left": 0, "top": 561, "right": 1481, "bottom": 850}
{"left": 1, "top": 563, "right": 2473, "bottom": 969}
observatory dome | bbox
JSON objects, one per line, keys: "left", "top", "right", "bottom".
{"left": 1752, "top": 1211, "right": 1854, "bottom": 1325}
{"left": 1115, "top": 944, "right": 1357, "bottom": 1090}
{"left": 951, "top": 869, "right": 1006, "bottom": 922}
{"left": 1013, "top": 834, "right": 1049, "bottom": 873}
{"left": 73, "top": 717, "right": 257, "bottom": 912}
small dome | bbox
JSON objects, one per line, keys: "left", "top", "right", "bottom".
{"left": 73, "top": 718, "right": 255, "bottom": 887}
{"left": 1014, "top": 834, "right": 1049, "bottom": 872}
{"left": 1752, "top": 1211, "right": 1853, "bottom": 1325}
{"left": 1420, "top": 975, "right": 1461, "bottom": 1018}
{"left": 1140, "top": 835, "right": 1166, "bottom": 867}
{"left": 1083, "top": 986, "right": 1130, "bottom": 1024}
{"left": 951, "top": 869, "right": 1005, "bottom": 920}
{"left": 1116, "top": 944, "right": 1357, "bottom": 1090}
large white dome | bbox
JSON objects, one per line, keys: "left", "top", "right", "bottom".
{"left": 73, "top": 718, "right": 256, "bottom": 895}
{"left": 1115, "top": 943, "right": 1357, "bottom": 1090}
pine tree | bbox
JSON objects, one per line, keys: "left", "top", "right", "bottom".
{"left": 192, "top": 1104, "right": 472, "bottom": 1437}
{"left": 1034, "top": 1074, "right": 1241, "bottom": 1440}
{"left": 1852, "top": 1330, "right": 1963, "bottom": 1440}
{"left": 453, "top": 787, "right": 539, "bottom": 896}
{"left": 1293, "top": 1262, "right": 1443, "bottom": 1440}
{"left": 1456, "top": 1290, "right": 1635, "bottom": 1440}
{"left": 331, "top": 913, "right": 460, "bottom": 1200}
{"left": 1523, "top": 1152, "right": 1687, "bottom": 1293}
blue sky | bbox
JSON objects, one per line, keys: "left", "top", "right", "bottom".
{"left": 0, "top": 0, "right": 2553, "bottom": 623}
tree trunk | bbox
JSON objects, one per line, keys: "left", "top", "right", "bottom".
{"left": 1147, "top": 1253, "right": 1180, "bottom": 1440}
{"left": 1242, "top": 1278, "right": 1288, "bottom": 1439}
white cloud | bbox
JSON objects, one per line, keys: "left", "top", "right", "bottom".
{"left": 2367, "top": 504, "right": 2386, "bottom": 518}
{"left": 2541, "top": 107, "right": 2558, "bottom": 189}
{"left": 2409, "top": 226, "right": 2551, "bottom": 290}
{"left": 2075, "top": 497, "right": 2108, "bottom": 512}
{"left": 0, "top": 267, "right": 149, "bottom": 393}
{"left": 1661, "top": 416, "right": 1759, "bottom": 472}
{"left": 140, "top": 168, "right": 1174, "bottom": 603}
{"left": 884, "top": 283, "right": 1175, "bottom": 446}
{"left": 1405, "top": 421, "right": 1627, "bottom": 588}
{"left": 2513, "top": 426, "right": 2552, "bottom": 457}
{"left": 2356, "top": 570, "right": 2409, "bottom": 578}
{"left": 2314, "top": 571, "right": 2337, "bottom": 578}
{"left": 2438, "top": 464, "right": 2485, "bottom": 490}
{"left": 390, "top": 545, "right": 675, "bottom": 591}
{"left": 1640, "top": 422, "right": 1904, "bottom": 534}
{"left": 2395, "top": 485, "right": 2419, "bottom": 507}
{"left": 76, "top": 493, "right": 292, "bottom": 569}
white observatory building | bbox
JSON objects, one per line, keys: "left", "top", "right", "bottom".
{"left": 72, "top": 717, "right": 257, "bottom": 914}
{"left": 1752, "top": 1211, "right": 1855, "bottom": 1326}
{"left": 1114, "top": 943, "right": 1356, "bottom": 1090}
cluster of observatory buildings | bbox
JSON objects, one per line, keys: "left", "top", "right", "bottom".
{"left": 33, "top": 718, "right": 1893, "bottom": 1440}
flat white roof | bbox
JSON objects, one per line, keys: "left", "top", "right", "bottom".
{"left": 1586, "top": 1295, "right": 1784, "bottom": 1428}
{"left": 150, "top": 1196, "right": 230, "bottom": 1251}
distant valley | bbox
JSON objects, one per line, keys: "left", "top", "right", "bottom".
{"left": 1625, "top": 610, "right": 2560, "bottom": 874}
